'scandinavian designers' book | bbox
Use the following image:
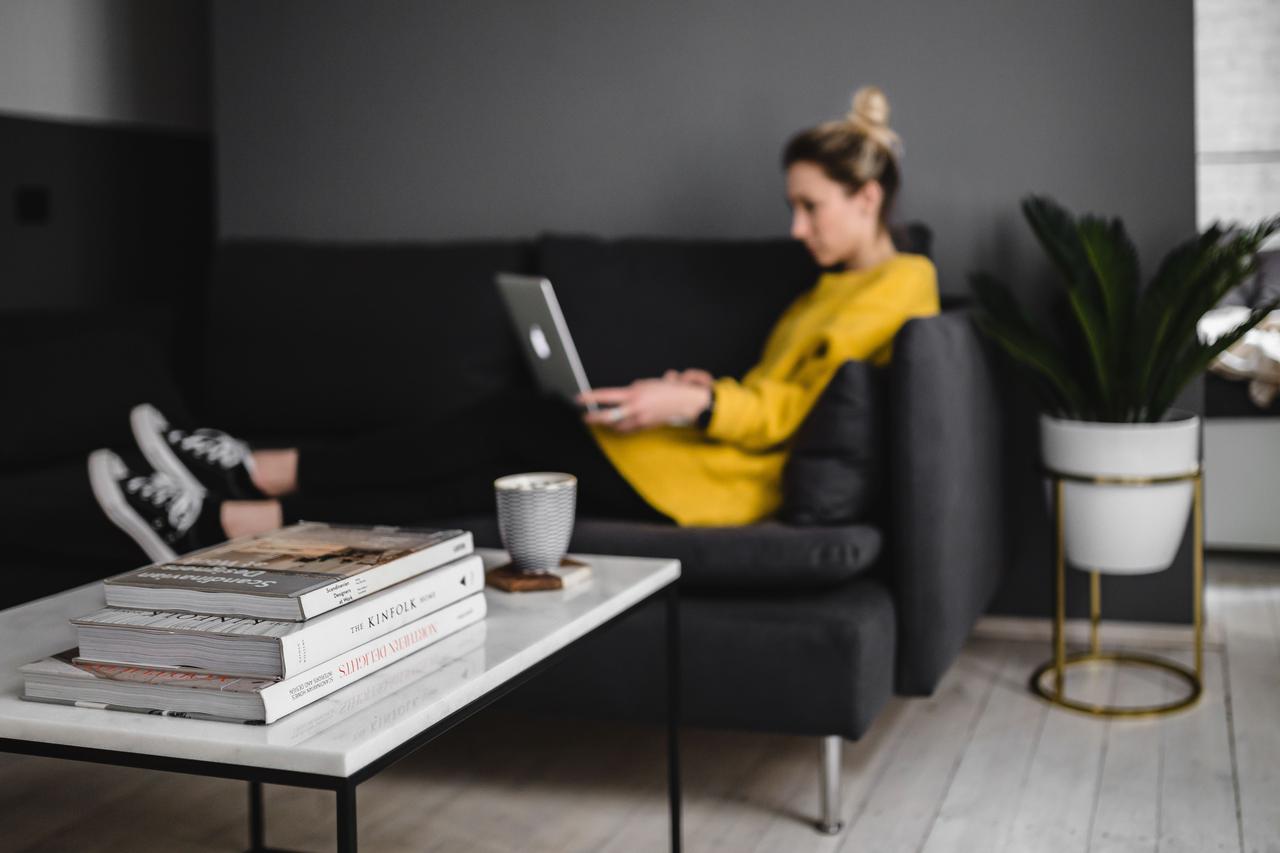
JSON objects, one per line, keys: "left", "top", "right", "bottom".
{"left": 102, "top": 522, "right": 474, "bottom": 620}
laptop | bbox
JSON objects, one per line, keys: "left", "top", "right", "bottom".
{"left": 495, "top": 273, "right": 604, "bottom": 412}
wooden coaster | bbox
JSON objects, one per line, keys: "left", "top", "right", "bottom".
{"left": 486, "top": 557, "right": 591, "bottom": 592}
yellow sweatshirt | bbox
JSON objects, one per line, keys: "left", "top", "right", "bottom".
{"left": 591, "top": 253, "right": 940, "bottom": 526}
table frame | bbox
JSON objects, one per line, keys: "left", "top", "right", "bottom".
{"left": 0, "top": 584, "right": 682, "bottom": 852}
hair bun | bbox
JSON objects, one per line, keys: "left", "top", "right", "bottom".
{"left": 846, "top": 85, "right": 901, "bottom": 161}
{"left": 848, "top": 86, "right": 890, "bottom": 129}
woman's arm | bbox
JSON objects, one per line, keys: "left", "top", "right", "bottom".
{"left": 702, "top": 342, "right": 845, "bottom": 451}
{"left": 584, "top": 266, "right": 937, "bottom": 442}
{"left": 708, "top": 293, "right": 935, "bottom": 450}
{"left": 579, "top": 378, "right": 712, "bottom": 433}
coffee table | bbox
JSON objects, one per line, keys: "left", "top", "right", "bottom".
{"left": 0, "top": 549, "right": 682, "bottom": 852}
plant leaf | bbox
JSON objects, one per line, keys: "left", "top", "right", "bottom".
{"left": 969, "top": 271, "right": 1087, "bottom": 415}
{"left": 1021, "top": 197, "right": 1114, "bottom": 410}
{"left": 1147, "top": 298, "right": 1279, "bottom": 420}
{"left": 1077, "top": 215, "right": 1140, "bottom": 417}
{"left": 1132, "top": 227, "right": 1223, "bottom": 411}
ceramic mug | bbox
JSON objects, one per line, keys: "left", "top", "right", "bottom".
{"left": 494, "top": 472, "right": 577, "bottom": 572}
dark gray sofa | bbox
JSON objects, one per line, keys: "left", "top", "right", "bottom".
{"left": 0, "top": 231, "right": 1005, "bottom": 831}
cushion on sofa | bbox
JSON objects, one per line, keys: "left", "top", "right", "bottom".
{"left": 780, "top": 359, "right": 885, "bottom": 525}
{"left": 890, "top": 222, "right": 933, "bottom": 258}
{"left": 537, "top": 236, "right": 818, "bottom": 386}
{"left": 447, "top": 516, "right": 881, "bottom": 591}
{"left": 506, "top": 575, "right": 897, "bottom": 739}
{"left": 202, "top": 241, "right": 534, "bottom": 437}
{"left": 0, "top": 304, "right": 191, "bottom": 472}
{"left": 537, "top": 225, "right": 930, "bottom": 390}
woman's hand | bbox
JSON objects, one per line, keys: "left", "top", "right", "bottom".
{"left": 579, "top": 377, "right": 713, "bottom": 433}
{"left": 662, "top": 368, "right": 715, "bottom": 388}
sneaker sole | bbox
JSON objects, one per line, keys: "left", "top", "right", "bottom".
{"left": 87, "top": 450, "right": 177, "bottom": 563}
{"left": 131, "top": 403, "right": 207, "bottom": 498}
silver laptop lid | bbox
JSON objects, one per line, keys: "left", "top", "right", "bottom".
{"left": 495, "top": 273, "right": 599, "bottom": 410}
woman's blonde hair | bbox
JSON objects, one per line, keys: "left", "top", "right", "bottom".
{"left": 783, "top": 85, "right": 902, "bottom": 224}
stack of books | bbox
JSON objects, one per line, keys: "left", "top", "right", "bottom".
{"left": 21, "top": 522, "right": 486, "bottom": 724}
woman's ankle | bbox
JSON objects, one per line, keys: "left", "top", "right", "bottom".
{"left": 221, "top": 500, "right": 284, "bottom": 540}
{"left": 250, "top": 449, "right": 299, "bottom": 497}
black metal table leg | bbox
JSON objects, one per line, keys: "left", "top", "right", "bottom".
{"left": 667, "top": 583, "right": 682, "bottom": 853}
{"left": 336, "top": 783, "right": 358, "bottom": 853}
{"left": 247, "top": 780, "right": 265, "bottom": 852}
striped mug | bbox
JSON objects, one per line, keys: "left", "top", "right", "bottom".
{"left": 494, "top": 472, "right": 577, "bottom": 573}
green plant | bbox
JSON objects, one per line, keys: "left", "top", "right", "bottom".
{"left": 971, "top": 196, "right": 1280, "bottom": 422}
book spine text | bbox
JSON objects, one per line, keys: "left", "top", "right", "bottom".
{"left": 259, "top": 593, "right": 487, "bottom": 723}
{"left": 278, "top": 555, "right": 483, "bottom": 676}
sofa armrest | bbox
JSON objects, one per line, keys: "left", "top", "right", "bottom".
{"left": 889, "top": 310, "right": 1005, "bottom": 694}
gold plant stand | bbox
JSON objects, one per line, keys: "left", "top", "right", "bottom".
{"left": 1029, "top": 468, "right": 1204, "bottom": 718}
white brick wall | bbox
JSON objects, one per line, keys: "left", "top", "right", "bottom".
{"left": 1195, "top": 0, "right": 1280, "bottom": 247}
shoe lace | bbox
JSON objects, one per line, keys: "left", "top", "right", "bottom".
{"left": 174, "top": 429, "right": 250, "bottom": 470}
{"left": 126, "top": 472, "right": 201, "bottom": 533}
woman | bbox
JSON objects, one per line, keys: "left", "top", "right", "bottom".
{"left": 90, "top": 85, "right": 939, "bottom": 562}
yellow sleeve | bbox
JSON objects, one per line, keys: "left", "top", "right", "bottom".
{"left": 706, "top": 271, "right": 937, "bottom": 451}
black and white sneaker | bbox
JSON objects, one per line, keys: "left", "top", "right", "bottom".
{"left": 88, "top": 449, "right": 204, "bottom": 562}
{"left": 130, "top": 403, "right": 261, "bottom": 500}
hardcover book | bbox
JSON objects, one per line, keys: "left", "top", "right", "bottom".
{"left": 22, "top": 593, "right": 488, "bottom": 724}
{"left": 102, "top": 522, "right": 474, "bottom": 620}
{"left": 76, "top": 553, "right": 484, "bottom": 678}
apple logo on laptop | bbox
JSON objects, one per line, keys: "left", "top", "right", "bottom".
{"left": 528, "top": 323, "right": 553, "bottom": 360}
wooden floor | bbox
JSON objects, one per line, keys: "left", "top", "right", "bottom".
{"left": 3, "top": 553, "right": 1278, "bottom": 853}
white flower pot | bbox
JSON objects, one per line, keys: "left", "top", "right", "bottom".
{"left": 1039, "top": 413, "right": 1200, "bottom": 574}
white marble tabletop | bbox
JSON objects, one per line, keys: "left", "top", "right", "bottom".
{"left": 0, "top": 550, "right": 680, "bottom": 778}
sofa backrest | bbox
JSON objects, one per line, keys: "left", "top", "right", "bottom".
{"left": 202, "top": 241, "right": 535, "bottom": 438}
{"left": 537, "top": 235, "right": 819, "bottom": 385}
{"left": 202, "top": 236, "right": 825, "bottom": 438}
{"left": 201, "top": 228, "right": 932, "bottom": 442}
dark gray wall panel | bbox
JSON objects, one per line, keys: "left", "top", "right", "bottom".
{"left": 0, "top": 115, "right": 211, "bottom": 313}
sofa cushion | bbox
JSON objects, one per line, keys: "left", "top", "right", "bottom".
{"left": 780, "top": 359, "right": 884, "bottom": 525}
{"left": 537, "top": 236, "right": 818, "bottom": 386}
{"left": 447, "top": 515, "right": 881, "bottom": 591}
{"left": 0, "top": 304, "right": 191, "bottom": 472}
{"left": 505, "top": 575, "right": 897, "bottom": 739}
{"left": 536, "top": 226, "right": 929, "bottom": 389}
{"left": 0, "top": 455, "right": 149, "bottom": 607}
{"left": 202, "top": 241, "right": 534, "bottom": 438}
{"left": 890, "top": 222, "right": 933, "bottom": 258}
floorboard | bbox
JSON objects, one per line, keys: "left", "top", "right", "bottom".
{"left": 918, "top": 641, "right": 1048, "bottom": 853}
{"left": 1087, "top": 652, "right": 1169, "bottom": 853}
{"left": 1216, "top": 561, "right": 1280, "bottom": 853}
{"left": 836, "top": 639, "right": 1005, "bottom": 853}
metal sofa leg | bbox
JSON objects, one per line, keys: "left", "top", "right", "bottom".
{"left": 816, "top": 735, "right": 845, "bottom": 834}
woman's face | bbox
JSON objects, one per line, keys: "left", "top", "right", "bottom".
{"left": 786, "top": 161, "right": 881, "bottom": 268}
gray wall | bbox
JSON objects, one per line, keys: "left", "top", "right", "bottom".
{"left": 214, "top": 0, "right": 1195, "bottom": 295}
{"left": 0, "top": 0, "right": 209, "bottom": 130}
